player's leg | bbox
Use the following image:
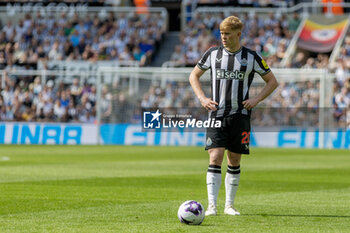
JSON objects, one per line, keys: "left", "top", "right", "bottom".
{"left": 205, "top": 147, "right": 225, "bottom": 216}
{"left": 224, "top": 151, "right": 241, "bottom": 215}
{"left": 224, "top": 114, "right": 250, "bottom": 215}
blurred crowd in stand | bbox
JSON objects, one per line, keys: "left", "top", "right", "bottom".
{"left": 0, "top": 11, "right": 165, "bottom": 70}
{"left": 195, "top": 0, "right": 295, "bottom": 7}
{"left": 169, "top": 12, "right": 301, "bottom": 67}
{"left": 331, "top": 34, "right": 350, "bottom": 126}
{"left": 0, "top": 10, "right": 165, "bottom": 122}
{"left": 141, "top": 82, "right": 199, "bottom": 109}
{"left": 0, "top": 0, "right": 118, "bottom": 6}
{"left": 0, "top": 70, "right": 144, "bottom": 123}
{"left": 250, "top": 81, "right": 321, "bottom": 127}
{"left": 0, "top": 73, "right": 98, "bottom": 123}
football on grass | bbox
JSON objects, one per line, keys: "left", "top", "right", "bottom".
{"left": 177, "top": 200, "right": 205, "bottom": 225}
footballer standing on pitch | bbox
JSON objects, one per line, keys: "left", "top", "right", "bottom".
{"left": 189, "top": 16, "right": 278, "bottom": 216}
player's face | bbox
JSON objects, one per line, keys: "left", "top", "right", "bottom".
{"left": 220, "top": 28, "right": 241, "bottom": 51}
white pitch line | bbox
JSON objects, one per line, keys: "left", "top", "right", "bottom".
{"left": 1, "top": 156, "right": 10, "bottom": 161}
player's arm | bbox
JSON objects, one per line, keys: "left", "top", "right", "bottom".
{"left": 242, "top": 71, "right": 278, "bottom": 110}
{"left": 189, "top": 66, "right": 218, "bottom": 111}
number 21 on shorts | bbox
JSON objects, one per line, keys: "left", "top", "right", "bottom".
{"left": 241, "top": 131, "right": 250, "bottom": 144}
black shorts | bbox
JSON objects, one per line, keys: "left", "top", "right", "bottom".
{"left": 205, "top": 113, "right": 251, "bottom": 154}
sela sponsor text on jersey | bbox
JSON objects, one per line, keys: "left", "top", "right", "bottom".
{"left": 216, "top": 69, "right": 245, "bottom": 80}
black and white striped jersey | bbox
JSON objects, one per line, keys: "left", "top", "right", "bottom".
{"left": 197, "top": 45, "right": 271, "bottom": 117}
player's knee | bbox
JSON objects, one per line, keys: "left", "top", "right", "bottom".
{"left": 228, "top": 159, "right": 240, "bottom": 166}
{"left": 209, "top": 149, "right": 224, "bottom": 165}
{"left": 210, "top": 156, "right": 223, "bottom": 165}
{"left": 227, "top": 151, "right": 241, "bottom": 166}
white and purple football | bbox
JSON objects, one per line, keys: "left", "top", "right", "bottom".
{"left": 177, "top": 200, "right": 205, "bottom": 225}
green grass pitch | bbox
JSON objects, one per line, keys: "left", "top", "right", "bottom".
{"left": 0, "top": 146, "right": 349, "bottom": 233}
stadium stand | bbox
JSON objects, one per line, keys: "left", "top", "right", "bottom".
{"left": 194, "top": 0, "right": 294, "bottom": 8}
{"left": 167, "top": 11, "right": 300, "bottom": 68}
{"left": 0, "top": 71, "right": 98, "bottom": 122}
{"left": 0, "top": 7, "right": 166, "bottom": 122}
{"left": 0, "top": 11, "right": 166, "bottom": 70}
{"left": 331, "top": 32, "right": 350, "bottom": 125}
{"left": 0, "top": 0, "right": 113, "bottom": 5}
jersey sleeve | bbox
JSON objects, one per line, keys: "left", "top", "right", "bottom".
{"left": 197, "top": 47, "right": 213, "bottom": 70}
{"left": 253, "top": 52, "right": 271, "bottom": 76}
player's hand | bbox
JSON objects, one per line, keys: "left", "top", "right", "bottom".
{"left": 199, "top": 96, "right": 218, "bottom": 111}
{"left": 242, "top": 98, "right": 259, "bottom": 110}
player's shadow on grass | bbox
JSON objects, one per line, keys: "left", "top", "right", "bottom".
{"left": 243, "top": 214, "right": 350, "bottom": 218}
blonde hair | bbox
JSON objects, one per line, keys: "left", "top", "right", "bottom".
{"left": 220, "top": 16, "right": 243, "bottom": 31}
